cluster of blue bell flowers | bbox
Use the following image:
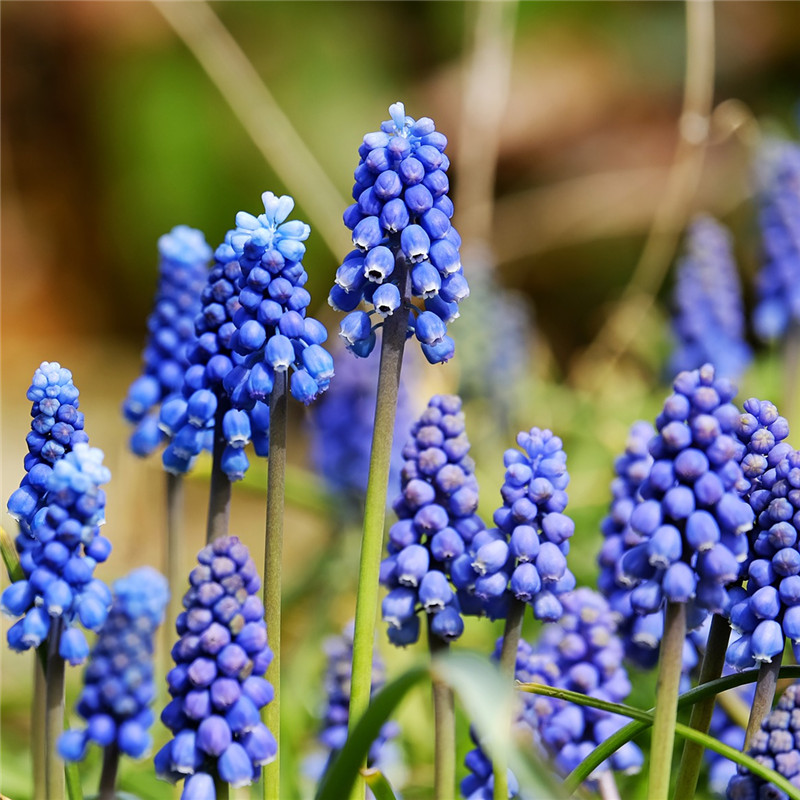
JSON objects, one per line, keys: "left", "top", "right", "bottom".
{"left": 122, "top": 225, "right": 211, "bottom": 456}
{"left": 59, "top": 567, "right": 169, "bottom": 761}
{"left": 3, "top": 442, "right": 112, "bottom": 665}
{"left": 7, "top": 361, "right": 89, "bottom": 532}
{"left": 620, "top": 364, "right": 755, "bottom": 624}
{"left": 330, "top": 102, "right": 467, "bottom": 364}
{"left": 159, "top": 193, "right": 332, "bottom": 482}
{"left": 380, "top": 394, "right": 484, "bottom": 646}
{"left": 752, "top": 137, "right": 800, "bottom": 342}
{"left": 727, "top": 681, "right": 800, "bottom": 799}
{"left": 669, "top": 215, "right": 752, "bottom": 381}
{"left": 454, "top": 427, "right": 575, "bottom": 623}
{"left": 156, "top": 535, "right": 276, "bottom": 797}
{"left": 461, "top": 589, "right": 642, "bottom": 799}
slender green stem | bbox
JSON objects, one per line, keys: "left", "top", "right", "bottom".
{"left": 206, "top": 395, "right": 233, "bottom": 544}
{"left": 98, "top": 744, "right": 120, "bottom": 800}
{"left": 348, "top": 257, "right": 410, "bottom": 800}
{"left": 744, "top": 652, "right": 784, "bottom": 750}
{"left": 215, "top": 774, "right": 230, "bottom": 800}
{"left": 165, "top": 472, "right": 185, "bottom": 675}
{"left": 45, "top": 619, "right": 66, "bottom": 800}
{"left": 33, "top": 653, "right": 46, "bottom": 800}
{"left": 648, "top": 601, "right": 687, "bottom": 800}
{"left": 494, "top": 598, "right": 525, "bottom": 800}
{"left": 361, "top": 767, "right": 399, "bottom": 800}
{"left": 263, "top": 371, "right": 288, "bottom": 800}
{"left": 672, "top": 612, "right": 731, "bottom": 800}
{"left": 427, "top": 621, "right": 455, "bottom": 800}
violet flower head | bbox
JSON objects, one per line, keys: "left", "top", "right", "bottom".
{"left": 223, "top": 191, "right": 334, "bottom": 408}
{"left": 619, "top": 364, "right": 754, "bottom": 625}
{"left": 59, "top": 567, "right": 169, "bottom": 761}
{"left": 727, "top": 681, "right": 800, "bottom": 799}
{"left": 2, "top": 443, "right": 112, "bottom": 665}
{"left": 329, "top": 102, "right": 466, "bottom": 364}
{"left": 155, "top": 535, "right": 275, "bottom": 796}
{"left": 380, "top": 394, "right": 485, "bottom": 646}
{"left": 308, "top": 334, "right": 418, "bottom": 507}
{"left": 452, "top": 426, "right": 575, "bottom": 623}
{"left": 669, "top": 215, "right": 752, "bottom": 381}
{"left": 123, "top": 225, "right": 211, "bottom": 456}
{"left": 753, "top": 138, "right": 800, "bottom": 342}
{"left": 7, "top": 361, "right": 88, "bottom": 533}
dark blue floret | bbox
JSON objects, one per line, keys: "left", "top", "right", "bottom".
{"left": 381, "top": 394, "right": 484, "bottom": 645}
{"left": 59, "top": 567, "right": 169, "bottom": 761}
{"left": 123, "top": 226, "right": 211, "bottom": 456}
{"left": 329, "top": 102, "right": 467, "bottom": 364}
{"left": 3, "top": 443, "right": 112, "bottom": 664}
{"left": 669, "top": 216, "right": 752, "bottom": 381}
{"left": 155, "top": 535, "right": 275, "bottom": 796}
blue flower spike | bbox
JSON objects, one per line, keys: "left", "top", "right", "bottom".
{"left": 329, "top": 102, "right": 466, "bottom": 364}
{"left": 155, "top": 535, "right": 276, "bottom": 796}
{"left": 3, "top": 443, "right": 112, "bottom": 664}
{"left": 123, "top": 226, "right": 211, "bottom": 456}
{"left": 380, "top": 395, "right": 484, "bottom": 645}
{"left": 669, "top": 215, "right": 752, "bottom": 381}
{"left": 59, "top": 568, "right": 169, "bottom": 762}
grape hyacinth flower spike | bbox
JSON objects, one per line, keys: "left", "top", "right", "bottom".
{"left": 7, "top": 361, "right": 89, "bottom": 534}
{"left": 618, "top": 363, "right": 754, "bottom": 800}
{"left": 59, "top": 567, "right": 169, "bottom": 797}
{"left": 123, "top": 225, "right": 211, "bottom": 456}
{"left": 669, "top": 215, "right": 752, "bottom": 381}
{"left": 329, "top": 101, "right": 466, "bottom": 364}
{"left": 380, "top": 394, "right": 484, "bottom": 647}
{"left": 156, "top": 535, "right": 275, "bottom": 799}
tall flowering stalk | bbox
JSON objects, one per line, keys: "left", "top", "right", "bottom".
{"left": 327, "top": 101, "right": 465, "bottom": 798}
{"left": 669, "top": 215, "right": 751, "bottom": 381}
{"left": 59, "top": 567, "right": 169, "bottom": 799}
{"left": 156, "top": 535, "right": 275, "bottom": 800}
{"left": 619, "top": 364, "right": 754, "bottom": 800}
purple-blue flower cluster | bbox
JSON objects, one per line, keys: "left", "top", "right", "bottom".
{"left": 596, "top": 420, "right": 658, "bottom": 667}
{"left": 123, "top": 225, "right": 211, "bottom": 456}
{"left": 222, "top": 192, "right": 333, "bottom": 408}
{"left": 330, "top": 102, "right": 466, "bottom": 364}
{"left": 752, "top": 138, "right": 800, "bottom": 342}
{"left": 309, "top": 335, "right": 417, "bottom": 505}
{"left": 156, "top": 535, "right": 275, "bottom": 797}
{"left": 59, "top": 567, "right": 169, "bottom": 761}
{"left": 669, "top": 215, "right": 752, "bottom": 381}
{"left": 7, "top": 361, "right": 88, "bottom": 533}
{"left": 727, "top": 680, "right": 800, "bottom": 799}
{"left": 461, "top": 589, "right": 641, "bottom": 798}
{"left": 2, "top": 443, "right": 112, "bottom": 665}
{"left": 453, "top": 427, "right": 575, "bottom": 623}
{"left": 620, "top": 364, "right": 754, "bottom": 622}
{"left": 315, "top": 623, "right": 400, "bottom": 775}
{"left": 380, "top": 394, "right": 484, "bottom": 646}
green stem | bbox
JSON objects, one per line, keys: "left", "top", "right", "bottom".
{"left": 165, "top": 472, "right": 184, "bottom": 670}
{"left": 206, "top": 395, "right": 232, "bottom": 543}
{"left": 428, "top": 622, "right": 455, "bottom": 800}
{"left": 672, "top": 612, "right": 731, "bottom": 800}
{"left": 98, "top": 743, "right": 119, "bottom": 800}
{"left": 648, "top": 601, "right": 686, "bottom": 800}
{"left": 783, "top": 322, "right": 800, "bottom": 436}
{"left": 348, "top": 256, "right": 410, "bottom": 800}
{"left": 45, "top": 619, "right": 66, "bottom": 800}
{"left": 494, "top": 598, "right": 525, "bottom": 800}
{"left": 215, "top": 774, "right": 230, "bottom": 800}
{"left": 744, "top": 652, "right": 784, "bottom": 750}
{"left": 33, "top": 653, "right": 46, "bottom": 800}
{"left": 263, "top": 371, "right": 288, "bottom": 800}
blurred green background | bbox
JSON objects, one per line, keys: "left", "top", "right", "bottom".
{"left": 2, "top": 2, "right": 800, "bottom": 798}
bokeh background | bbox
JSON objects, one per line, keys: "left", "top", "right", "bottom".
{"left": 3, "top": 2, "right": 800, "bottom": 798}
